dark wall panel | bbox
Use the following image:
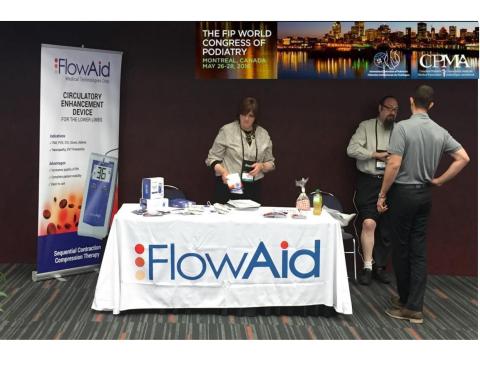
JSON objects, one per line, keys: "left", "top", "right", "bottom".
{"left": 0, "top": 22, "right": 476, "bottom": 275}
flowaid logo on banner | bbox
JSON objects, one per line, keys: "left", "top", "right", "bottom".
{"left": 36, "top": 44, "right": 123, "bottom": 280}
{"left": 132, "top": 240, "right": 321, "bottom": 282}
{"left": 54, "top": 57, "right": 111, "bottom": 77}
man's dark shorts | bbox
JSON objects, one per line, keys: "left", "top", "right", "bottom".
{"left": 354, "top": 172, "right": 383, "bottom": 222}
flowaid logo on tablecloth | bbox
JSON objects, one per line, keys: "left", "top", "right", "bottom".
{"left": 133, "top": 240, "right": 321, "bottom": 281}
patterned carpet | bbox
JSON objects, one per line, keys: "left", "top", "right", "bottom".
{"left": 0, "top": 263, "right": 477, "bottom": 340}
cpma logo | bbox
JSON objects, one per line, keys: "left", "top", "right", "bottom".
{"left": 53, "top": 57, "right": 111, "bottom": 77}
{"left": 133, "top": 240, "right": 321, "bottom": 281}
{"left": 419, "top": 54, "right": 470, "bottom": 69}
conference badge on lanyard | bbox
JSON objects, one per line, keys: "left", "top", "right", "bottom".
{"left": 375, "top": 150, "right": 387, "bottom": 170}
{"left": 241, "top": 160, "right": 255, "bottom": 182}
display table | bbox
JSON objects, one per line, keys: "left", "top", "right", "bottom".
{"left": 92, "top": 204, "right": 352, "bottom": 315}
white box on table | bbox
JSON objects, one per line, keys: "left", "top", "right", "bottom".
{"left": 140, "top": 197, "right": 169, "bottom": 212}
{"left": 142, "top": 177, "right": 164, "bottom": 199}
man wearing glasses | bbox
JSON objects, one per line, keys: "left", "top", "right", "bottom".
{"left": 347, "top": 96, "right": 399, "bottom": 285}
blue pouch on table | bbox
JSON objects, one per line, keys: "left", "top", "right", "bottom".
{"left": 169, "top": 198, "right": 195, "bottom": 208}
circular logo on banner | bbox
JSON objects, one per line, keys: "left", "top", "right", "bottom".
{"left": 373, "top": 50, "right": 400, "bottom": 70}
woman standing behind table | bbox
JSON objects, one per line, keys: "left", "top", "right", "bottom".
{"left": 205, "top": 97, "right": 275, "bottom": 204}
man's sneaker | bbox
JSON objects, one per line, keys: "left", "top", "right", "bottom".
{"left": 373, "top": 266, "right": 391, "bottom": 284}
{"left": 357, "top": 268, "right": 372, "bottom": 285}
{"left": 390, "top": 295, "right": 405, "bottom": 309}
{"left": 385, "top": 307, "right": 424, "bottom": 324}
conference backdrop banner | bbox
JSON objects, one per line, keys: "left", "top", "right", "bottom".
{"left": 36, "top": 44, "right": 122, "bottom": 279}
{"left": 196, "top": 21, "right": 479, "bottom": 79}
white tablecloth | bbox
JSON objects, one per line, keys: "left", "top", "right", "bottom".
{"left": 92, "top": 204, "right": 352, "bottom": 314}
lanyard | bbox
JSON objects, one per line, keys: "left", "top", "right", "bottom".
{"left": 239, "top": 123, "right": 258, "bottom": 165}
{"left": 375, "top": 119, "right": 393, "bottom": 151}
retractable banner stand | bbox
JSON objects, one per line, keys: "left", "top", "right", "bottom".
{"left": 35, "top": 44, "right": 122, "bottom": 281}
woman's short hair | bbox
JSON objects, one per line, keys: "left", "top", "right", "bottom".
{"left": 238, "top": 97, "right": 259, "bottom": 117}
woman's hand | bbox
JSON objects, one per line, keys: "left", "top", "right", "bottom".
{"left": 214, "top": 163, "right": 229, "bottom": 184}
{"left": 248, "top": 162, "right": 264, "bottom": 177}
{"left": 221, "top": 171, "right": 229, "bottom": 184}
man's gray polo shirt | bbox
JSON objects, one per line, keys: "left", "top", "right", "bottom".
{"left": 388, "top": 112, "right": 462, "bottom": 185}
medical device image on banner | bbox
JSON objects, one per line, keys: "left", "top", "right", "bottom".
{"left": 36, "top": 44, "right": 122, "bottom": 280}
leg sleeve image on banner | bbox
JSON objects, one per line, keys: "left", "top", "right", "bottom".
{"left": 34, "top": 44, "right": 123, "bottom": 281}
